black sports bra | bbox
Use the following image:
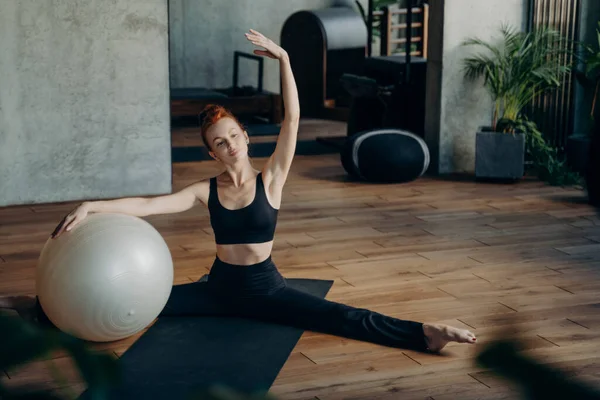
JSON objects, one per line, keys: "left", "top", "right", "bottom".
{"left": 208, "top": 173, "right": 279, "bottom": 245}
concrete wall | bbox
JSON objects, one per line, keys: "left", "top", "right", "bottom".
{"left": 0, "top": 0, "right": 171, "bottom": 207}
{"left": 168, "top": 0, "right": 368, "bottom": 93}
{"left": 426, "top": 0, "right": 527, "bottom": 174}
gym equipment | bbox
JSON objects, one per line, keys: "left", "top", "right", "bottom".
{"left": 339, "top": 64, "right": 426, "bottom": 141}
{"left": 171, "top": 51, "right": 282, "bottom": 124}
{"left": 36, "top": 213, "right": 174, "bottom": 342}
{"left": 341, "top": 128, "right": 429, "bottom": 183}
{"left": 78, "top": 278, "right": 333, "bottom": 398}
{"left": 352, "top": 54, "right": 427, "bottom": 138}
{"left": 344, "top": 0, "right": 429, "bottom": 139}
{"left": 311, "top": 0, "right": 431, "bottom": 182}
{"left": 281, "top": 5, "right": 368, "bottom": 120}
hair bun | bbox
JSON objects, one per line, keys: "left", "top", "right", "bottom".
{"left": 197, "top": 104, "right": 245, "bottom": 150}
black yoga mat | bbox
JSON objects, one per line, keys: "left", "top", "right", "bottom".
{"left": 80, "top": 278, "right": 333, "bottom": 399}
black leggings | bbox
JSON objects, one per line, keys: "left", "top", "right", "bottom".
{"left": 160, "top": 256, "right": 428, "bottom": 352}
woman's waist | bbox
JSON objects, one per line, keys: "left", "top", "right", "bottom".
{"left": 215, "top": 241, "right": 273, "bottom": 266}
{"left": 207, "top": 252, "right": 285, "bottom": 295}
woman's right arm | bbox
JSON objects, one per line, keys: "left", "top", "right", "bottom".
{"left": 88, "top": 180, "right": 208, "bottom": 217}
{"left": 51, "top": 180, "right": 210, "bottom": 238}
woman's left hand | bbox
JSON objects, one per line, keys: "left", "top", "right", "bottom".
{"left": 245, "top": 29, "right": 287, "bottom": 60}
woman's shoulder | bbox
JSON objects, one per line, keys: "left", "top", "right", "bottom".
{"left": 184, "top": 176, "right": 214, "bottom": 205}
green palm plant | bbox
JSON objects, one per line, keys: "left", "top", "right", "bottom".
{"left": 460, "top": 25, "right": 581, "bottom": 186}
{"left": 578, "top": 21, "right": 600, "bottom": 124}
{"left": 462, "top": 25, "right": 573, "bottom": 132}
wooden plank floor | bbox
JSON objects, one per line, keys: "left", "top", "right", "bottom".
{"left": 2, "top": 147, "right": 600, "bottom": 398}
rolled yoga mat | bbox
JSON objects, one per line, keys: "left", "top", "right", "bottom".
{"left": 79, "top": 278, "right": 334, "bottom": 399}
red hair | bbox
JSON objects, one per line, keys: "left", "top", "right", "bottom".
{"left": 198, "top": 104, "right": 244, "bottom": 150}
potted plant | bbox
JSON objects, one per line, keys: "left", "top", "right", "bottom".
{"left": 461, "top": 25, "right": 573, "bottom": 181}
{"left": 567, "top": 21, "right": 600, "bottom": 174}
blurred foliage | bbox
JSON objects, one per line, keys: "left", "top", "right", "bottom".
{"left": 3, "top": 306, "right": 600, "bottom": 399}
{"left": 476, "top": 337, "right": 600, "bottom": 399}
{"left": 0, "top": 311, "right": 277, "bottom": 400}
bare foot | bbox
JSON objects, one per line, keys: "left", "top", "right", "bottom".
{"left": 423, "top": 323, "right": 476, "bottom": 352}
{"left": 0, "top": 295, "right": 37, "bottom": 321}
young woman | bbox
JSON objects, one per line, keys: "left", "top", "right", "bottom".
{"left": 2, "top": 30, "right": 475, "bottom": 353}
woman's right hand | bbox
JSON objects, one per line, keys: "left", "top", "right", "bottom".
{"left": 51, "top": 203, "right": 91, "bottom": 239}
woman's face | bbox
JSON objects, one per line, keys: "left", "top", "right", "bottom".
{"left": 205, "top": 117, "right": 249, "bottom": 163}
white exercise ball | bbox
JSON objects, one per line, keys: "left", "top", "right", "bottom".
{"left": 36, "top": 213, "right": 174, "bottom": 342}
